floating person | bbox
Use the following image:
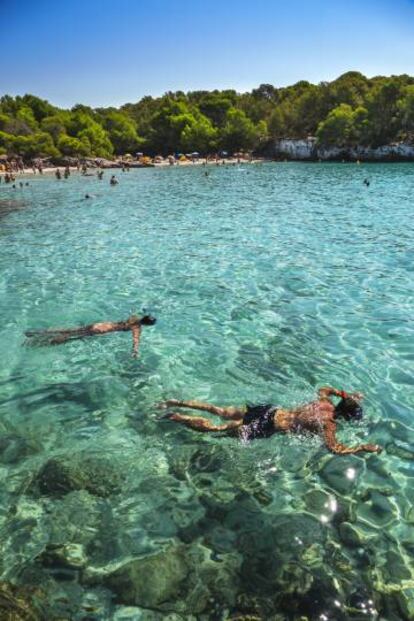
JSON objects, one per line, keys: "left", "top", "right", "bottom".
{"left": 160, "top": 386, "right": 382, "bottom": 455}
{"left": 363, "top": 178, "right": 370, "bottom": 187}
{"left": 55, "top": 169, "right": 62, "bottom": 180}
{"left": 110, "top": 175, "right": 119, "bottom": 185}
{"left": 84, "top": 194, "right": 92, "bottom": 199}
{"left": 25, "top": 314, "right": 156, "bottom": 357}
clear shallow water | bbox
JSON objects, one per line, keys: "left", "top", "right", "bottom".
{"left": 0, "top": 163, "right": 413, "bottom": 619}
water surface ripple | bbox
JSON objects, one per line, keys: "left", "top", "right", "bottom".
{"left": 0, "top": 163, "right": 413, "bottom": 620}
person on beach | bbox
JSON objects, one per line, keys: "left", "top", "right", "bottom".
{"left": 25, "top": 314, "right": 156, "bottom": 357}
{"left": 160, "top": 387, "right": 382, "bottom": 455}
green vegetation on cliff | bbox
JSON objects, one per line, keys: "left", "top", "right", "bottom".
{"left": 1, "top": 72, "right": 414, "bottom": 159}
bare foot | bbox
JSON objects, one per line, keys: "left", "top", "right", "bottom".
{"left": 156, "top": 399, "right": 180, "bottom": 410}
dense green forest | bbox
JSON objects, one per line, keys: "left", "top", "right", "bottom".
{"left": 1, "top": 72, "right": 414, "bottom": 160}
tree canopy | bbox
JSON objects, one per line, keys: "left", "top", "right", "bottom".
{"left": 1, "top": 72, "right": 414, "bottom": 160}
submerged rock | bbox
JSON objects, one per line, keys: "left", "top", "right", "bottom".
{"left": 0, "top": 434, "right": 39, "bottom": 464}
{"left": 38, "top": 543, "right": 87, "bottom": 569}
{"left": 319, "top": 455, "right": 364, "bottom": 495}
{"left": 339, "top": 522, "right": 364, "bottom": 547}
{"left": 86, "top": 541, "right": 239, "bottom": 615}
{"left": 33, "top": 455, "right": 124, "bottom": 498}
{"left": 100, "top": 544, "right": 190, "bottom": 608}
{"left": 0, "top": 581, "right": 46, "bottom": 620}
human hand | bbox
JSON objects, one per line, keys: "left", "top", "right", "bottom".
{"left": 156, "top": 401, "right": 169, "bottom": 410}
{"left": 350, "top": 392, "right": 364, "bottom": 402}
{"left": 363, "top": 443, "right": 382, "bottom": 454}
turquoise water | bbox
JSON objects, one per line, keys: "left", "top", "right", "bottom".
{"left": 0, "top": 163, "right": 413, "bottom": 619}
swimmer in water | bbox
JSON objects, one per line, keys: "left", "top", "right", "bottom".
{"left": 25, "top": 314, "right": 156, "bottom": 357}
{"left": 363, "top": 178, "right": 370, "bottom": 187}
{"left": 159, "top": 387, "right": 381, "bottom": 455}
{"left": 110, "top": 175, "right": 118, "bottom": 185}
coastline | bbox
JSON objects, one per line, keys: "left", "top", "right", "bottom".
{"left": 0, "top": 158, "right": 267, "bottom": 178}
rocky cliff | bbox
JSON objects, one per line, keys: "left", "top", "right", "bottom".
{"left": 275, "top": 138, "right": 414, "bottom": 161}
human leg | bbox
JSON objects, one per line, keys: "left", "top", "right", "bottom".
{"left": 160, "top": 399, "right": 244, "bottom": 420}
{"left": 167, "top": 413, "right": 242, "bottom": 432}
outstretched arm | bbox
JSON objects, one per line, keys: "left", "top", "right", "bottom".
{"left": 323, "top": 420, "right": 381, "bottom": 455}
{"left": 319, "top": 386, "right": 346, "bottom": 400}
{"left": 318, "top": 386, "right": 363, "bottom": 401}
{"left": 131, "top": 324, "right": 141, "bottom": 357}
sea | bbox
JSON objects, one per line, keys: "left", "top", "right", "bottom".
{"left": 0, "top": 162, "right": 413, "bottom": 620}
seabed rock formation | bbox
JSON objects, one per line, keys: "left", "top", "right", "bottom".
{"left": 32, "top": 454, "right": 124, "bottom": 498}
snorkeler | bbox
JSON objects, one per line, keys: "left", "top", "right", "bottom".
{"left": 160, "top": 387, "right": 382, "bottom": 455}
{"left": 25, "top": 314, "right": 156, "bottom": 357}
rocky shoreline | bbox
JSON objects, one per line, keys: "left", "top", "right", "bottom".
{"left": 274, "top": 138, "right": 414, "bottom": 162}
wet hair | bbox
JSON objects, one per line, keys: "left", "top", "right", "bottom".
{"left": 140, "top": 314, "right": 156, "bottom": 326}
{"left": 335, "top": 397, "right": 363, "bottom": 421}
{"left": 126, "top": 314, "right": 156, "bottom": 326}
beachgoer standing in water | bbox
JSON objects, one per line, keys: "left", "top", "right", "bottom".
{"left": 25, "top": 314, "right": 156, "bottom": 357}
{"left": 110, "top": 175, "right": 118, "bottom": 185}
{"left": 160, "top": 387, "right": 381, "bottom": 455}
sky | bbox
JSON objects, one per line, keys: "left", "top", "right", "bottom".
{"left": 2, "top": 0, "right": 414, "bottom": 108}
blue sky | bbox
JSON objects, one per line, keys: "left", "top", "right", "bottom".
{"left": 2, "top": 0, "right": 414, "bottom": 108}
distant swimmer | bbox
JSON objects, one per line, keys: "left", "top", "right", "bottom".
{"left": 97, "top": 170, "right": 104, "bottom": 180}
{"left": 160, "top": 386, "right": 382, "bottom": 455}
{"left": 84, "top": 194, "right": 92, "bottom": 199}
{"left": 64, "top": 166, "right": 70, "bottom": 179}
{"left": 363, "top": 178, "right": 370, "bottom": 187}
{"left": 110, "top": 175, "right": 119, "bottom": 185}
{"left": 55, "top": 169, "right": 62, "bottom": 180}
{"left": 25, "top": 314, "right": 156, "bottom": 358}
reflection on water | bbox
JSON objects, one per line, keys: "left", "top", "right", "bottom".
{"left": 0, "top": 163, "right": 413, "bottom": 619}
